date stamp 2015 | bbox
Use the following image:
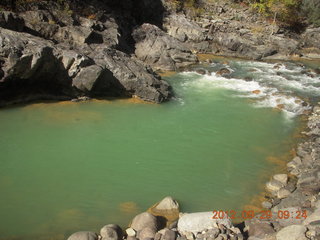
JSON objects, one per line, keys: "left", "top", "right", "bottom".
{"left": 212, "top": 210, "right": 307, "bottom": 220}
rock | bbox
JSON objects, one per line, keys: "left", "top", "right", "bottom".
{"left": 177, "top": 212, "right": 231, "bottom": 235}
{"left": 55, "top": 26, "right": 102, "bottom": 45}
{"left": 100, "top": 224, "right": 123, "bottom": 240}
{"left": 163, "top": 14, "right": 206, "bottom": 42}
{"left": 184, "top": 232, "right": 194, "bottom": 240}
{"left": 138, "top": 227, "right": 156, "bottom": 240}
{"left": 276, "top": 207, "right": 304, "bottom": 227}
{"left": 203, "top": 228, "right": 220, "bottom": 238}
{"left": 262, "top": 201, "right": 273, "bottom": 209}
{"left": 72, "top": 65, "right": 112, "bottom": 94}
{"left": 252, "top": 90, "right": 261, "bottom": 94}
{"left": 132, "top": 23, "right": 198, "bottom": 71}
{"left": 126, "top": 228, "right": 136, "bottom": 237}
{"left": 303, "top": 208, "right": 320, "bottom": 225}
{"left": 277, "top": 188, "right": 291, "bottom": 199}
{"left": 160, "top": 229, "right": 176, "bottom": 240}
{"left": 276, "top": 225, "right": 307, "bottom": 240}
{"left": 90, "top": 47, "right": 172, "bottom": 103}
{"left": 196, "top": 69, "right": 206, "bottom": 75}
{"left": 216, "top": 68, "right": 231, "bottom": 76}
{"left": 301, "top": 27, "right": 320, "bottom": 49}
{"left": 127, "top": 237, "right": 138, "bottom": 240}
{"left": 0, "top": 27, "right": 172, "bottom": 105}
{"left": 130, "top": 212, "right": 159, "bottom": 232}
{"left": 273, "top": 174, "right": 288, "bottom": 185}
{"left": 153, "top": 197, "right": 179, "bottom": 211}
{"left": 266, "top": 180, "right": 284, "bottom": 193}
{"left": 67, "top": 231, "right": 99, "bottom": 240}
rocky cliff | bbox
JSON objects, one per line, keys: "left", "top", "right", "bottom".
{"left": 0, "top": 0, "right": 319, "bottom": 106}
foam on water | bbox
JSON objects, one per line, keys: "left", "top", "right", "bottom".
{"left": 179, "top": 60, "right": 320, "bottom": 118}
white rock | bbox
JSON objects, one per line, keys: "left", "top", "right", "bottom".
{"left": 126, "top": 228, "right": 136, "bottom": 237}
{"left": 177, "top": 212, "right": 231, "bottom": 235}
{"left": 273, "top": 174, "right": 288, "bottom": 185}
{"left": 276, "top": 225, "right": 307, "bottom": 240}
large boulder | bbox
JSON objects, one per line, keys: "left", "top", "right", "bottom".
{"left": 67, "top": 231, "right": 99, "bottom": 240}
{"left": 149, "top": 196, "right": 180, "bottom": 223}
{"left": 90, "top": 47, "right": 172, "bottom": 102}
{"left": 0, "top": 27, "right": 172, "bottom": 105}
{"left": 100, "top": 224, "right": 123, "bottom": 240}
{"left": 132, "top": 23, "right": 198, "bottom": 71}
{"left": 0, "top": 27, "right": 71, "bottom": 104}
{"left": 130, "top": 212, "right": 159, "bottom": 232}
{"left": 177, "top": 212, "right": 232, "bottom": 235}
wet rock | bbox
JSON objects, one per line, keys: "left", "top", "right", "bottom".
{"left": 216, "top": 68, "right": 231, "bottom": 76}
{"left": 252, "top": 90, "right": 261, "bottom": 94}
{"left": 196, "top": 69, "right": 206, "bottom": 75}
{"left": 177, "top": 212, "right": 231, "bottom": 235}
{"left": 67, "top": 231, "right": 99, "bottom": 240}
{"left": 148, "top": 196, "right": 180, "bottom": 224}
{"left": 276, "top": 225, "right": 307, "bottom": 240}
{"left": 130, "top": 212, "right": 158, "bottom": 232}
{"left": 100, "top": 224, "right": 123, "bottom": 240}
{"left": 132, "top": 23, "right": 198, "bottom": 71}
{"left": 154, "top": 197, "right": 179, "bottom": 211}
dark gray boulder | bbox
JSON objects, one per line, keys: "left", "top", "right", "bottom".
{"left": 132, "top": 23, "right": 198, "bottom": 71}
{"left": 90, "top": 47, "right": 172, "bottom": 102}
{"left": 0, "top": 26, "right": 172, "bottom": 105}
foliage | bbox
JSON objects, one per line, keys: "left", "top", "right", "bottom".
{"left": 167, "top": 0, "right": 203, "bottom": 18}
{"left": 300, "top": 0, "right": 320, "bottom": 26}
{"left": 250, "top": 0, "right": 302, "bottom": 26}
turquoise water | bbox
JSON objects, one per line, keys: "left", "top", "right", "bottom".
{"left": 0, "top": 59, "right": 318, "bottom": 240}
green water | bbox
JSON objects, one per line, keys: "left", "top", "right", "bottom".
{"left": 0, "top": 61, "right": 310, "bottom": 240}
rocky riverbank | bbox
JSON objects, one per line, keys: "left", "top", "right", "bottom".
{"left": 65, "top": 104, "right": 320, "bottom": 240}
